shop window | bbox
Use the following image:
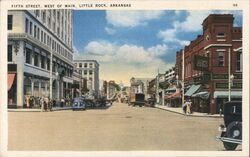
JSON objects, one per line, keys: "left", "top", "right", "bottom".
{"left": 218, "top": 52, "right": 224, "bottom": 67}
{"left": 8, "top": 15, "right": 13, "bottom": 30}
{"left": 236, "top": 52, "right": 242, "bottom": 71}
{"left": 8, "top": 45, "right": 12, "bottom": 62}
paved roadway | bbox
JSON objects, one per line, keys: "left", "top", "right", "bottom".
{"left": 8, "top": 102, "right": 241, "bottom": 151}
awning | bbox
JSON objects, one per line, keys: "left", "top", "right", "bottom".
{"left": 8, "top": 74, "right": 15, "bottom": 91}
{"left": 165, "top": 92, "right": 181, "bottom": 99}
{"left": 214, "top": 91, "right": 242, "bottom": 99}
{"left": 185, "top": 84, "right": 201, "bottom": 97}
{"left": 192, "top": 91, "right": 210, "bottom": 100}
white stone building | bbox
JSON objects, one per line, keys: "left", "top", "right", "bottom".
{"left": 74, "top": 60, "right": 99, "bottom": 98}
{"left": 7, "top": 10, "right": 74, "bottom": 108}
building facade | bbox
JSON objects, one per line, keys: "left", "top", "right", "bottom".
{"left": 176, "top": 14, "right": 242, "bottom": 114}
{"left": 74, "top": 60, "right": 99, "bottom": 98}
{"left": 8, "top": 10, "right": 74, "bottom": 108}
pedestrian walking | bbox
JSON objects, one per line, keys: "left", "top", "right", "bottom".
{"left": 183, "top": 100, "right": 187, "bottom": 114}
{"left": 40, "top": 97, "right": 44, "bottom": 112}
{"left": 186, "top": 99, "right": 192, "bottom": 114}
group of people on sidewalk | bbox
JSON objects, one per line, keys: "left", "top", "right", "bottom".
{"left": 24, "top": 95, "right": 55, "bottom": 111}
{"left": 183, "top": 99, "right": 193, "bottom": 115}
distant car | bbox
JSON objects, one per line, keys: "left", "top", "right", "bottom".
{"left": 72, "top": 98, "right": 86, "bottom": 111}
{"left": 85, "top": 99, "right": 95, "bottom": 108}
{"left": 216, "top": 101, "right": 242, "bottom": 150}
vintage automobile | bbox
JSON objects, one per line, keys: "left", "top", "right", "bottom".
{"left": 72, "top": 98, "right": 86, "bottom": 111}
{"left": 216, "top": 101, "right": 242, "bottom": 150}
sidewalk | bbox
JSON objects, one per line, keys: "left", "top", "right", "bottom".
{"left": 154, "top": 104, "right": 223, "bottom": 118}
{"left": 8, "top": 106, "right": 73, "bottom": 112}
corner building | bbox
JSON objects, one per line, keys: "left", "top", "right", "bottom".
{"left": 8, "top": 10, "right": 74, "bottom": 108}
{"left": 176, "top": 14, "right": 242, "bottom": 114}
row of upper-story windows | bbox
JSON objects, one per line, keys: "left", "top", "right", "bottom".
{"left": 24, "top": 17, "right": 73, "bottom": 61}
{"left": 78, "top": 70, "right": 93, "bottom": 75}
{"left": 34, "top": 9, "right": 72, "bottom": 47}
{"left": 23, "top": 46, "right": 73, "bottom": 77}
{"left": 77, "top": 62, "right": 94, "bottom": 68}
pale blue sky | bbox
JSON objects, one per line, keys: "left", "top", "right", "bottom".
{"left": 73, "top": 10, "right": 242, "bottom": 85}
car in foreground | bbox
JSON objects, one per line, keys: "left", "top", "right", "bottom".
{"left": 72, "top": 98, "right": 86, "bottom": 111}
{"left": 216, "top": 101, "right": 242, "bottom": 150}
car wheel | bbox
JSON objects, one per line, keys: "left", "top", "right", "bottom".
{"left": 223, "top": 142, "right": 238, "bottom": 150}
{"left": 226, "top": 121, "right": 242, "bottom": 140}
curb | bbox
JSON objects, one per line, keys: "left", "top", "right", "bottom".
{"left": 155, "top": 106, "right": 223, "bottom": 118}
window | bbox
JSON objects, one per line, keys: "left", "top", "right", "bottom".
{"left": 79, "top": 70, "right": 82, "bottom": 75}
{"left": 217, "top": 32, "right": 225, "bottom": 37}
{"left": 41, "top": 31, "right": 43, "bottom": 42}
{"left": 218, "top": 52, "right": 224, "bottom": 67}
{"left": 89, "top": 63, "right": 93, "bottom": 68}
{"left": 35, "top": 10, "right": 40, "bottom": 17}
{"left": 34, "top": 54, "right": 39, "bottom": 66}
{"left": 44, "top": 33, "right": 46, "bottom": 44}
{"left": 79, "top": 63, "right": 82, "bottom": 68}
{"left": 25, "top": 18, "right": 29, "bottom": 33}
{"left": 236, "top": 52, "right": 242, "bottom": 71}
{"left": 25, "top": 48, "right": 31, "bottom": 64}
{"left": 84, "top": 70, "right": 87, "bottom": 75}
{"left": 47, "top": 59, "right": 50, "bottom": 70}
{"left": 42, "top": 11, "right": 46, "bottom": 23}
{"left": 29, "top": 21, "right": 33, "bottom": 35}
{"left": 41, "top": 56, "right": 45, "bottom": 69}
{"left": 8, "top": 45, "right": 12, "bottom": 62}
{"left": 37, "top": 27, "right": 40, "bottom": 40}
{"left": 84, "top": 63, "right": 87, "bottom": 68}
{"left": 8, "top": 15, "right": 13, "bottom": 30}
{"left": 89, "top": 70, "right": 93, "bottom": 75}
{"left": 34, "top": 25, "right": 37, "bottom": 38}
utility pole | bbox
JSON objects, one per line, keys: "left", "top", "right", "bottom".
{"left": 182, "top": 49, "right": 185, "bottom": 107}
{"left": 228, "top": 48, "right": 231, "bottom": 101}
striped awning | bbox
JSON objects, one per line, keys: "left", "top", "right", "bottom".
{"left": 185, "top": 84, "right": 201, "bottom": 97}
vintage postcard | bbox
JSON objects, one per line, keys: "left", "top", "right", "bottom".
{"left": 0, "top": 0, "right": 249, "bottom": 157}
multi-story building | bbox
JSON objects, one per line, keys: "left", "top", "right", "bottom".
{"left": 130, "top": 77, "right": 153, "bottom": 100}
{"left": 8, "top": 9, "right": 74, "bottom": 108}
{"left": 176, "top": 14, "right": 242, "bottom": 114}
{"left": 74, "top": 60, "right": 99, "bottom": 98}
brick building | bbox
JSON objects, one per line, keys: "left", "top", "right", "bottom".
{"left": 176, "top": 14, "right": 242, "bottom": 114}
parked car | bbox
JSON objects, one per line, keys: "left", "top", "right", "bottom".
{"left": 85, "top": 99, "right": 95, "bottom": 108}
{"left": 72, "top": 98, "right": 86, "bottom": 111}
{"left": 216, "top": 101, "right": 242, "bottom": 150}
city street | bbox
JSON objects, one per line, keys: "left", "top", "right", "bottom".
{"left": 8, "top": 102, "right": 240, "bottom": 151}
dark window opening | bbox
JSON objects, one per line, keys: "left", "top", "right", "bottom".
{"left": 8, "top": 45, "right": 12, "bottom": 62}
{"left": 8, "top": 15, "right": 13, "bottom": 30}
